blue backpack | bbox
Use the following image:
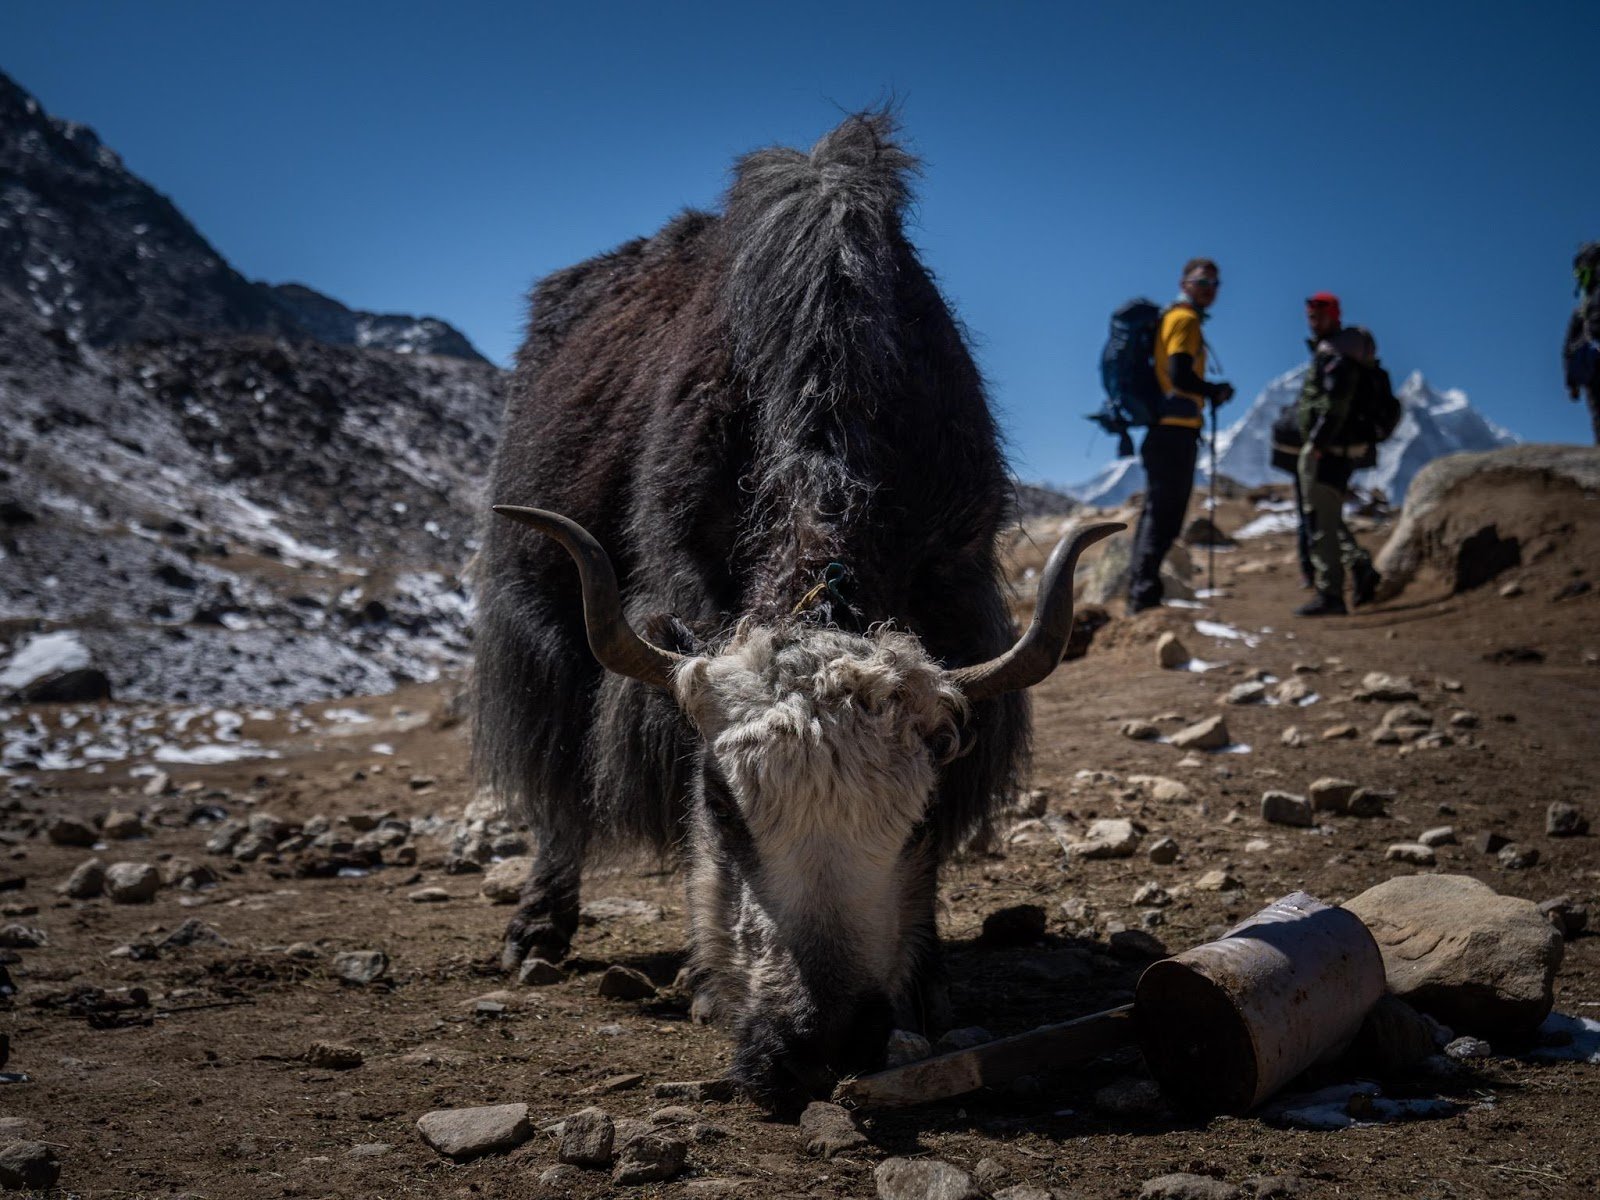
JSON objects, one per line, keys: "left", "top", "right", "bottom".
{"left": 1089, "top": 298, "right": 1165, "bottom": 457}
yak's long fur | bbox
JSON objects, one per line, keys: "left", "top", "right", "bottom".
{"left": 473, "top": 111, "right": 1025, "bottom": 869}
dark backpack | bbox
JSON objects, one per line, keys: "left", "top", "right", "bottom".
{"left": 1089, "top": 299, "right": 1165, "bottom": 456}
{"left": 1343, "top": 361, "right": 1402, "bottom": 468}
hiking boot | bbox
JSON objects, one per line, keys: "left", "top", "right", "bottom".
{"left": 1352, "top": 563, "right": 1382, "bottom": 607}
{"left": 1127, "top": 597, "right": 1161, "bottom": 616}
{"left": 1295, "top": 593, "right": 1348, "bottom": 617}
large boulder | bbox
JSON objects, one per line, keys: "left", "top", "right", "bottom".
{"left": 1342, "top": 874, "right": 1562, "bottom": 1036}
{"left": 1375, "top": 445, "right": 1600, "bottom": 596}
{"left": 1073, "top": 513, "right": 1194, "bottom": 606}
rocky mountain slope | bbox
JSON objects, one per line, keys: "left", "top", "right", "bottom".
{"left": 0, "top": 72, "right": 505, "bottom": 706}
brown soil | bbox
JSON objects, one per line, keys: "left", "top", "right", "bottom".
{"left": 4, "top": 492, "right": 1599, "bottom": 1199}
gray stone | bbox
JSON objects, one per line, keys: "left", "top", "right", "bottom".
{"left": 1537, "top": 896, "right": 1589, "bottom": 939}
{"left": 558, "top": 1106, "right": 615, "bottom": 1166}
{"left": 1130, "top": 774, "right": 1191, "bottom": 803}
{"left": 1321, "top": 723, "right": 1358, "bottom": 741}
{"left": 1444, "top": 1036, "right": 1493, "bottom": 1060}
{"left": 1385, "top": 843, "right": 1437, "bottom": 866}
{"left": 885, "top": 1029, "right": 933, "bottom": 1066}
{"left": 0, "top": 924, "right": 45, "bottom": 948}
{"left": 1308, "top": 777, "right": 1359, "bottom": 814}
{"left": 416, "top": 1102, "right": 532, "bottom": 1160}
{"left": 1225, "top": 682, "right": 1267, "bottom": 706}
{"left": 874, "top": 1156, "right": 979, "bottom": 1200}
{"left": 1274, "top": 677, "right": 1313, "bottom": 705}
{"left": 1546, "top": 802, "right": 1589, "bottom": 837}
{"left": 597, "top": 964, "right": 656, "bottom": 1000}
{"left": 1140, "top": 1174, "right": 1239, "bottom": 1200}
{"left": 1170, "top": 715, "right": 1230, "bottom": 751}
{"left": 1093, "top": 1076, "right": 1166, "bottom": 1119}
{"left": 800, "top": 1101, "right": 866, "bottom": 1158}
{"left": 1194, "top": 869, "right": 1243, "bottom": 892}
{"left": 1419, "top": 826, "right": 1457, "bottom": 848}
{"left": 480, "top": 856, "right": 531, "bottom": 904}
{"left": 1261, "top": 791, "right": 1313, "bottom": 827}
{"left": 1475, "top": 831, "right": 1510, "bottom": 855}
{"left": 204, "top": 819, "right": 247, "bottom": 855}
{"left": 1343, "top": 874, "right": 1563, "bottom": 1036}
{"left": 102, "top": 809, "right": 145, "bottom": 839}
{"left": 333, "top": 949, "right": 389, "bottom": 985}
{"left": 142, "top": 769, "right": 171, "bottom": 796}
{"left": 104, "top": 861, "right": 160, "bottom": 903}
{"left": 1121, "top": 719, "right": 1161, "bottom": 741}
{"left": 46, "top": 815, "right": 98, "bottom": 847}
{"left": 1157, "top": 632, "right": 1191, "bottom": 670}
{"left": 161, "top": 918, "right": 228, "bottom": 949}
{"left": 1354, "top": 673, "right": 1419, "bottom": 702}
{"left": 994, "top": 1188, "right": 1054, "bottom": 1200}
{"left": 1498, "top": 843, "right": 1539, "bottom": 870}
{"left": 652, "top": 1078, "right": 736, "bottom": 1102}
{"left": 1347, "top": 788, "right": 1391, "bottom": 818}
{"left": 408, "top": 887, "right": 451, "bottom": 903}
{"left": 1147, "top": 836, "right": 1180, "bottom": 865}
{"left": 647, "top": 1106, "right": 696, "bottom": 1126}
{"left": 1070, "top": 818, "right": 1140, "bottom": 859}
{"left": 518, "top": 956, "right": 565, "bottom": 986}
{"left": 347, "top": 1143, "right": 392, "bottom": 1158}
{"left": 162, "top": 858, "right": 218, "bottom": 889}
{"left": 1449, "top": 710, "right": 1480, "bottom": 729}
{"left": 60, "top": 857, "right": 105, "bottom": 899}
{"left": 1133, "top": 881, "right": 1172, "bottom": 907}
{"left": 934, "top": 1026, "right": 994, "bottom": 1052}
{"left": 539, "top": 1164, "right": 585, "bottom": 1188}
{"left": 0, "top": 1140, "right": 60, "bottom": 1190}
{"left": 611, "top": 1131, "right": 687, "bottom": 1184}
{"left": 1242, "top": 1177, "right": 1310, "bottom": 1199}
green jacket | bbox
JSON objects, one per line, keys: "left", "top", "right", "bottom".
{"left": 1296, "top": 333, "right": 1360, "bottom": 448}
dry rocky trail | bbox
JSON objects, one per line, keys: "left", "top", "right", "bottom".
{"left": 1, "top": 483, "right": 1598, "bottom": 1200}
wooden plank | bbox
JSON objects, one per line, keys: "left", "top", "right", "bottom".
{"left": 834, "top": 1004, "right": 1136, "bottom": 1109}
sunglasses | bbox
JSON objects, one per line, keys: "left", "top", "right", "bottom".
{"left": 1187, "top": 277, "right": 1220, "bottom": 287}
{"left": 1306, "top": 299, "right": 1336, "bottom": 308}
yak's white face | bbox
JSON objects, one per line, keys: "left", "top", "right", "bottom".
{"left": 673, "top": 623, "right": 965, "bottom": 1103}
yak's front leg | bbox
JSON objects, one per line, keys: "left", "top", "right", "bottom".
{"left": 502, "top": 822, "right": 587, "bottom": 971}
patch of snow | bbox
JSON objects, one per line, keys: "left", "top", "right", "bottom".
{"left": 1234, "top": 512, "right": 1301, "bottom": 540}
{"left": 153, "top": 743, "right": 280, "bottom": 765}
{"left": 1529, "top": 1012, "right": 1600, "bottom": 1064}
{"left": 0, "top": 631, "right": 90, "bottom": 690}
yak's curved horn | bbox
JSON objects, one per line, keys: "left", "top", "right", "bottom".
{"left": 949, "top": 522, "right": 1125, "bottom": 703}
{"left": 492, "top": 505, "right": 683, "bottom": 691}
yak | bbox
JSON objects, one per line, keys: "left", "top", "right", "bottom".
{"left": 474, "top": 111, "right": 1118, "bottom": 1106}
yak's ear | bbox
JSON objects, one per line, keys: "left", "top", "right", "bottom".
{"left": 641, "top": 613, "right": 705, "bottom": 657}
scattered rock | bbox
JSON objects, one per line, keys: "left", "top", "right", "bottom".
{"left": 934, "top": 1026, "right": 994, "bottom": 1053}
{"left": 1474, "top": 831, "right": 1511, "bottom": 855}
{"left": 305, "top": 1042, "right": 363, "bottom": 1069}
{"left": 1307, "top": 777, "right": 1358, "bottom": 814}
{"left": 1354, "top": 672, "right": 1419, "bottom": 702}
{"left": 142, "top": 769, "right": 172, "bottom": 796}
{"left": 161, "top": 918, "right": 228, "bottom": 949}
{"left": 1140, "top": 1173, "right": 1239, "bottom": 1200}
{"left": 800, "top": 1101, "right": 867, "bottom": 1158}
{"left": 993, "top": 1189, "right": 1054, "bottom": 1200}
{"left": 333, "top": 949, "right": 389, "bottom": 985}
{"left": 408, "top": 887, "right": 451, "bottom": 903}
{"left": 1133, "top": 881, "right": 1171, "bottom": 907}
{"left": 1419, "top": 827, "right": 1457, "bottom": 848}
{"left": 347, "top": 1143, "right": 392, "bottom": 1159}
{"left": 1537, "top": 896, "right": 1589, "bottom": 939}
{"left": 0, "top": 924, "right": 46, "bottom": 949}
{"left": 1147, "top": 836, "right": 1180, "bottom": 865}
{"left": 1224, "top": 682, "right": 1267, "bottom": 706}
{"left": 1261, "top": 791, "right": 1313, "bottom": 827}
{"left": 518, "top": 957, "right": 565, "bottom": 986}
{"left": 1242, "top": 1176, "right": 1310, "bottom": 1198}
{"left": 104, "top": 861, "right": 161, "bottom": 903}
{"left": 480, "top": 856, "right": 531, "bottom": 904}
{"left": 885, "top": 1029, "right": 933, "bottom": 1066}
{"left": 0, "top": 1141, "right": 60, "bottom": 1190}
{"left": 101, "top": 810, "right": 145, "bottom": 840}
{"left": 874, "top": 1157, "right": 978, "bottom": 1200}
{"left": 1110, "top": 928, "right": 1167, "bottom": 959}
{"left": 416, "top": 1103, "right": 532, "bottom": 1161}
{"left": 1546, "top": 802, "right": 1589, "bottom": 837}
{"left": 45, "top": 815, "right": 97, "bottom": 847}
{"left": 1170, "top": 715, "right": 1230, "bottom": 751}
{"left": 1497, "top": 843, "right": 1539, "bottom": 870}
{"left": 60, "top": 857, "right": 106, "bottom": 899}
{"left": 1094, "top": 1076, "right": 1167, "bottom": 1120}
{"left": 612, "top": 1131, "right": 687, "bottom": 1185}
{"left": 1129, "top": 775, "right": 1191, "bottom": 803}
{"left": 1385, "top": 843, "right": 1437, "bottom": 866}
{"left": 1347, "top": 788, "right": 1391, "bottom": 818}
{"left": 1344, "top": 994, "right": 1445, "bottom": 1072}
{"left": 1320, "top": 724, "right": 1358, "bottom": 741}
{"left": 1343, "top": 874, "right": 1563, "bottom": 1036}
{"left": 1274, "top": 677, "right": 1313, "bottom": 705}
{"left": 1121, "top": 720, "right": 1161, "bottom": 741}
{"left": 1280, "top": 726, "right": 1307, "bottom": 748}
{"left": 558, "top": 1106, "right": 615, "bottom": 1166}
{"left": 1156, "top": 632, "right": 1191, "bottom": 670}
{"left": 981, "top": 903, "right": 1046, "bottom": 946}
{"left": 582, "top": 896, "right": 666, "bottom": 925}
{"left": 1444, "top": 1036, "right": 1493, "bottom": 1060}
{"left": 597, "top": 965, "right": 656, "bottom": 1001}
{"left": 1194, "top": 869, "right": 1243, "bottom": 892}
{"left": 651, "top": 1078, "right": 736, "bottom": 1102}
{"left": 1182, "top": 516, "right": 1233, "bottom": 546}
{"left": 1448, "top": 710, "right": 1479, "bottom": 729}
{"left": 1070, "top": 818, "right": 1140, "bottom": 859}
{"left": 162, "top": 858, "right": 218, "bottom": 890}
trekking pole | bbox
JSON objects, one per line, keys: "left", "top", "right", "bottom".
{"left": 1207, "top": 400, "right": 1217, "bottom": 597}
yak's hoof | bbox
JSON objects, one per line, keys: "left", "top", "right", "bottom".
{"left": 500, "top": 916, "right": 573, "bottom": 973}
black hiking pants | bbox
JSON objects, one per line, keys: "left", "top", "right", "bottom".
{"left": 1128, "top": 424, "right": 1200, "bottom": 611}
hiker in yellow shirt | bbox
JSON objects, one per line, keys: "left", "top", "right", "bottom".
{"left": 1127, "top": 258, "right": 1234, "bottom": 613}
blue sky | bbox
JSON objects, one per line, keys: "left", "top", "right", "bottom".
{"left": 7, "top": 2, "right": 1596, "bottom": 484}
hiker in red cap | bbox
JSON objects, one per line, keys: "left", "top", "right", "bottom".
{"left": 1293, "top": 292, "right": 1385, "bottom": 616}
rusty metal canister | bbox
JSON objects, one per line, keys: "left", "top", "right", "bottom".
{"left": 1134, "top": 891, "right": 1385, "bottom": 1113}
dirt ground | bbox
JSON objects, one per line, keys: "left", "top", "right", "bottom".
{"left": 3, "top": 494, "right": 1599, "bottom": 1200}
